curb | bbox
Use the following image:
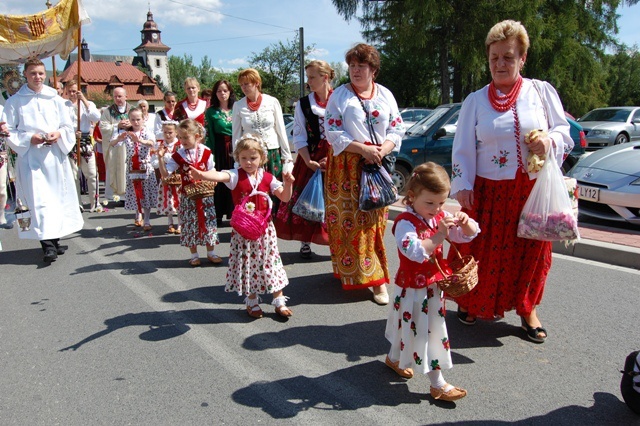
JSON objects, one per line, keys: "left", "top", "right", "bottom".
{"left": 387, "top": 205, "right": 640, "bottom": 270}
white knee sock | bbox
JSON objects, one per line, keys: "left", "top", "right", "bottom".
{"left": 427, "top": 370, "right": 452, "bottom": 391}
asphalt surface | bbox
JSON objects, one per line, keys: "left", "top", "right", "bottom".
{"left": 0, "top": 205, "right": 639, "bottom": 425}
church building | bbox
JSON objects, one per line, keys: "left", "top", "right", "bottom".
{"left": 58, "top": 9, "right": 170, "bottom": 110}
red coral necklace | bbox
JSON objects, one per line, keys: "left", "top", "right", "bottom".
{"left": 314, "top": 89, "right": 333, "bottom": 108}
{"left": 488, "top": 76, "right": 522, "bottom": 112}
{"left": 247, "top": 94, "right": 263, "bottom": 111}
{"left": 186, "top": 99, "right": 199, "bottom": 111}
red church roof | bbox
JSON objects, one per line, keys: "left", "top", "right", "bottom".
{"left": 58, "top": 61, "right": 163, "bottom": 102}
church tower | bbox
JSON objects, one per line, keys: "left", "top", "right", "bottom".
{"left": 134, "top": 9, "right": 171, "bottom": 90}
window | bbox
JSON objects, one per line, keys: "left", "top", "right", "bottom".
{"left": 155, "top": 59, "right": 161, "bottom": 68}
{"left": 143, "top": 86, "right": 153, "bottom": 95}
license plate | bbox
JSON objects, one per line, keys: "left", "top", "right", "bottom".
{"left": 579, "top": 185, "right": 599, "bottom": 201}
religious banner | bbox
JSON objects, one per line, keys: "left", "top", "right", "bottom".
{"left": 0, "top": 0, "right": 90, "bottom": 64}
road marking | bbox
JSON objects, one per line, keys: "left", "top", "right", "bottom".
{"left": 72, "top": 234, "right": 417, "bottom": 424}
{"left": 553, "top": 253, "right": 640, "bottom": 276}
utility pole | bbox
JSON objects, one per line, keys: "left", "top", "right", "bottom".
{"left": 299, "top": 27, "right": 305, "bottom": 98}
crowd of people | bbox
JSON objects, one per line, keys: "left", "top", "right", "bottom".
{"left": 0, "top": 20, "right": 579, "bottom": 405}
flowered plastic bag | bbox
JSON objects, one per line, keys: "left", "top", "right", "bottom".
{"left": 517, "top": 155, "right": 580, "bottom": 242}
{"left": 292, "top": 169, "right": 325, "bottom": 222}
{"left": 358, "top": 164, "right": 398, "bottom": 212}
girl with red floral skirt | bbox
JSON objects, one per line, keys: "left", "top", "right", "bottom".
{"left": 385, "top": 162, "right": 479, "bottom": 402}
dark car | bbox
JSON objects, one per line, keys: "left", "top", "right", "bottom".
{"left": 391, "top": 104, "right": 586, "bottom": 193}
{"left": 392, "top": 104, "right": 461, "bottom": 192}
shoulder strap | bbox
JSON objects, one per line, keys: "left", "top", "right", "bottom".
{"left": 532, "top": 79, "right": 551, "bottom": 130}
{"left": 299, "top": 95, "right": 321, "bottom": 151}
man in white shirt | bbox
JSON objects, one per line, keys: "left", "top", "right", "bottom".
{"left": 2, "top": 58, "right": 83, "bottom": 263}
{"left": 65, "top": 80, "right": 101, "bottom": 211}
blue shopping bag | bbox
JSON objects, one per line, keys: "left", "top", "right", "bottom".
{"left": 292, "top": 169, "right": 325, "bottom": 222}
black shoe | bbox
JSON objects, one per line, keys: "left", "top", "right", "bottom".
{"left": 56, "top": 246, "right": 66, "bottom": 255}
{"left": 43, "top": 248, "right": 58, "bottom": 263}
{"left": 520, "top": 316, "right": 547, "bottom": 343}
{"left": 300, "top": 243, "right": 312, "bottom": 259}
{"left": 0, "top": 222, "right": 13, "bottom": 229}
{"left": 457, "top": 307, "right": 476, "bottom": 325}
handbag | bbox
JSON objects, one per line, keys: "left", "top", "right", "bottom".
{"left": 292, "top": 169, "right": 325, "bottom": 222}
{"left": 358, "top": 163, "right": 398, "bottom": 211}
{"left": 517, "top": 153, "right": 580, "bottom": 241}
{"left": 353, "top": 84, "right": 396, "bottom": 175}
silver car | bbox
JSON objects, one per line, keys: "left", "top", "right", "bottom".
{"left": 577, "top": 106, "right": 640, "bottom": 150}
{"left": 568, "top": 141, "right": 640, "bottom": 224}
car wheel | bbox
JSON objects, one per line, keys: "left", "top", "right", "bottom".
{"left": 614, "top": 133, "right": 628, "bottom": 145}
{"left": 391, "top": 163, "right": 410, "bottom": 194}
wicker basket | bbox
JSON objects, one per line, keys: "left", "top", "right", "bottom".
{"left": 183, "top": 181, "right": 216, "bottom": 200}
{"left": 432, "top": 241, "right": 479, "bottom": 298}
{"left": 230, "top": 191, "right": 272, "bottom": 241}
{"left": 162, "top": 173, "right": 181, "bottom": 186}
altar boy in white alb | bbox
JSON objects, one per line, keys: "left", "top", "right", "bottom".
{"left": 2, "top": 58, "right": 83, "bottom": 263}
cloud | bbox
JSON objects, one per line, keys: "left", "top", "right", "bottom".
{"left": 221, "top": 58, "right": 248, "bottom": 66}
{"left": 307, "top": 48, "right": 329, "bottom": 58}
{"left": 80, "top": 0, "right": 223, "bottom": 26}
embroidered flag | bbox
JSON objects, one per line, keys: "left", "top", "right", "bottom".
{"left": 0, "top": 0, "right": 90, "bottom": 64}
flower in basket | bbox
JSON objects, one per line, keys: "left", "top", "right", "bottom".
{"left": 245, "top": 201, "right": 256, "bottom": 214}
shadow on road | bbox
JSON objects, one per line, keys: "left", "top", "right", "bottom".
{"left": 58, "top": 307, "right": 251, "bottom": 351}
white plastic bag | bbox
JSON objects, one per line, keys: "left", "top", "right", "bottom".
{"left": 517, "top": 156, "right": 580, "bottom": 242}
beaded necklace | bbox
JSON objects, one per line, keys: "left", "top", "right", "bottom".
{"left": 247, "top": 94, "right": 263, "bottom": 111}
{"left": 489, "top": 76, "right": 526, "bottom": 173}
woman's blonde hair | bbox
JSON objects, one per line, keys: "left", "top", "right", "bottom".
{"left": 485, "top": 20, "right": 530, "bottom": 56}
{"left": 238, "top": 68, "right": 262, "bottom": 92}
{"left": 233, "top": 133, "right": 267, "bottom": 166}
{"left": 402, "top": 162, "right": 451, "bottom": 206}
{"left": 183, "top": 77, "right": 200, "bottom": 91}
{"left": 305, "top": 60, "right": 336, "bottom": 81}
{"left": 177, "top": 118, "right": 205, "bottom": 138}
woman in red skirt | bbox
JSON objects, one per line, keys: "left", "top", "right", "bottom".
{"left": 450, "top": 20, "right": 573, "bottom": 343}
{"left": 274, "top": 60, "right": 334, "bottom": 258}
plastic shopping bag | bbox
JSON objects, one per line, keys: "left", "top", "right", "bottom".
{"left": 358, "top": 164, "right": 398, "bottom": 212}
{"left": 292, "top": 169, "right": 325, "bottom": 222}
{"left": 517, "top": 155, "right": 580, "bottom": 242}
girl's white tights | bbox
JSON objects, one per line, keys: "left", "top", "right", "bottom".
{"left": 427, "top": 370, "right": 453, "bottom": 391}
{"left": 143, "top": 207, "right": 151, "bottom": 225}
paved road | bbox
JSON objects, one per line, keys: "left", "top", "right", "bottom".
{"left": 0, "top": 207, "right": 639, "bottom": 425}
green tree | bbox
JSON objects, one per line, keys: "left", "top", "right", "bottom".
{"left": 248, "top": 34, "right": 315, "bottom": 112}
{"left": 331, "top": 0, "right": 640, "bottom": 115}
{"left": 606, "top": 45, "right": 640, "bottom": 107}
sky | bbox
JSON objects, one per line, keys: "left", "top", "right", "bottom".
{"left": 1, "top": 0, "right": 640, "bottom": 72}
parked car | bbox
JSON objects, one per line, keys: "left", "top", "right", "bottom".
{"left": 576, "top": 106, "right": 640, "bottom": 150}
{"left": 392, "top": 105, "right": 587, "bottom": 193}
{"left": 563, "top": 116, "right": 587, "bottom": 174}
{"left": 283, "top": 113, "right": 294, "bottom": 125}
{"left": 393, "top": 104, "right": 461, "bottom": 192}
{"left": 567, "top": 141, "right": 640, "bottom": 224}
{"left": 285, "top": 120, "right": 295, "bottom": 153}
{"left": 399, "top": 107, "right": 433, "bottom": 127}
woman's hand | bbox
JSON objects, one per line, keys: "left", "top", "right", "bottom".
{"left": 455, "top": 189, "right": 474, "bottom": 210}
{"left": 318, "top": 157, "right": 327, "bottom": 171}
{"left": 361, "top": 144, "right": 382, "bottom": 165}
{"left": 527, "top": 133, "right": 552, "bottom": 157}
{"left": 306, "top": 160, "right": 322, "bottom": 172}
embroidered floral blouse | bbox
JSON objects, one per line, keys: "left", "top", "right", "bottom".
{"left": 394, "top": 208, "right": 479, "bottom": 262}
{"left": 324, "top": 83, "right": 405, "bottom": 156}
{"left": 292, "top": 93, "right": 327, "bottom": 152}
{"left": 451, "top": 78, "right": 573, "bottom": 197}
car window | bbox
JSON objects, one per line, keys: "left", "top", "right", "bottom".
{"left": 632, "top": 110, "right": 640, "bottom": 122}
{"left": 414, "top": 110, "right": 431, "bottom": 121}
{"left": 409, "top": 107, "right": 449, "bottom": 135}
{"left": 401, "top": 111, "right": 414, "bottom": 121}
{"left": 581, "top": 109, "right": 630, "bottom": 122}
